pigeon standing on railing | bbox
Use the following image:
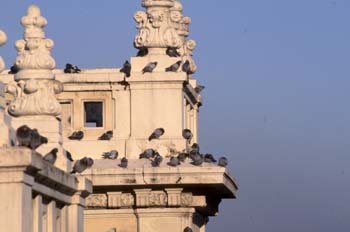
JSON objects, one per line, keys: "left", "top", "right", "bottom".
{"left": 43, "top": 148, "right": 58, "bottom": 165}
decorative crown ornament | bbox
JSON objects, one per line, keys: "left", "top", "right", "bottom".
{"left": 6, "top": 5, "right": 63, "bottom": 117}
{"left": 0, "top": 30, "right": 7, "bottom": 73}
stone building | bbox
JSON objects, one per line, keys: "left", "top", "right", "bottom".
{"left": 0, "top": 1, "right": 238, "bottom": 232}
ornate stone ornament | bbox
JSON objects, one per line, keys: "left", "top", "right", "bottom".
{"left": 0, "top": 30, "right": 7, "bottom": 73}
{"left": 7, "top": 5, "right": 63, "bottom": 117}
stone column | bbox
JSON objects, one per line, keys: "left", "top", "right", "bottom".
{"left": 5, "top": 5, "right": 70, "bottom": 172}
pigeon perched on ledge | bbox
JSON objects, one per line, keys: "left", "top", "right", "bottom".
{"left": 166, "top": 47, "right": 181, "bottom": 57}
{"left": 140, "top": 148, "right": 156, "bottom": 159}
{"left": 64, "top": 63, "right": 81, "bottom": 74}
{"left": 102, "top": 150, "right": 119, "bottom": 160}
{"left": 119, "top": 157, "right": 128, "bottom": 168}
{"left": 168, "top": 156, "right": 180, "bottom": 167}
{"left": 120, "top": 60, "right": 131, "bottom": 77}
{"left": 204, "top": 154, "right": 217, "bottom": 163}
{"left": 16, "top": 125, "right": 48, "bottom": 150}
{"left": 68, "top": 131, "right": 84, "bottom": 140}
{"left": 143, "top": 62, "right": 158, "bottom": 74}
{"left": 152, "top": 153, "right": 164, "bottom": 167}
{"left": 8, "top": 64, "right": 19, "bottom": 74}
{"left": 182, "top": 129, "right": 193, "bottom": 142}
{"left": 218, "top": 157, "right": 228, "bottom": 167}
{"left": 165, "top": 61, "right": 182, "bottom": 72}
{"left": 98, "top": 131, "right": 113, "bottom": 140}
{"left": 184, "top": 227, "right": 193, "bottom": 232}
{"left": 71, "top": 157, "right": 94, "bottom": 174}
{"left": 148, "top": 128, "right": 165, "bottom": 141}
{"left": 137, "top": 47, "right": 148, "bottom": 57}
{"left": 43, "top": 148, "right": 58, "bottom": 165}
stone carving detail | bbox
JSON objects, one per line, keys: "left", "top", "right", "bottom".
{"left": 6, "top": 5, "right": 63, "bottom": 117}
{"left": 86, "top": 194, "right": 108, "bottom": 208}
{"left": 149, "top": 191, "right": 168, "bottom": 206}
{"left": 0, "top": 30, "right": 7, "bottom": 73}
{"left": 181, "top": 193, "right": 193, "bottom": 206}
{"left": 134, "top": 0, "right": 188, "bottom": 51}
{"left": 120, "top": 193, "right": 135, "bottom": 207}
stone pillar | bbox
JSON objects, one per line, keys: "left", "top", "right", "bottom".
{"left": 0, "top": 171, "right": 34, "bottom": 232}
{"left": 5, "top": 5, "right": 70, "bottom": 172}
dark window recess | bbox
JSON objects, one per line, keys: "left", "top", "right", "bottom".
{"left": 84, "top": 102, "right": 103, "bottom": 128}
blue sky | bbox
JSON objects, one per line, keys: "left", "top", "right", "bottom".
{"left": 1, "top": 1, "right": 350, "bottom": 231}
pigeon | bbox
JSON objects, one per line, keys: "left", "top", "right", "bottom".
{"left": 142, "top": 62, "right": 158, "bottom": 74}
{"left": 140, "top": 148, "right": 156, "bottom": 159}
{"left": 204, "top": 154, "right": 217, "bottom": 163}
{"left": 8, "top": 64, "right": 19, "bottom": 74}
{"left": 102, "top": 150, "right": 119, "bottom": 160}
{"left": 68, "top": 131, "right": 84, "bottom": 140}
{"left": 194, "top": 85, "right": 205, "bottom": 93}
{"left": 182, "top": 60, "right": 193, "bottom": 74}
{"left": 166, "top": 47, "right": 181, "bottom": 57}
{"left": 16, "top": 125, "right": 32, "bottom": 147}
{"left": 182, "top": 129, "right": 193, "bottom": 142}
{"left": 218, "top": 157, "right": 228, "bottom": 167}
{"left": 152, "top": 154, "right": 163, "bottom": 167}
{"left": 177, "top": 153, "right": 188, "bottom": 163}
{"left": 184, "top": 227, "right": 193, "bottom": 232}
{"left": 168, "top": 156, "right": 180, "bottom": 167}
{"left": 165, "top": 61, "right": 182, "bottom": 72}
{"left": 71, "top": 157, "right": 94, "bottom": 174}
{"left": 120, "top": 60, "right": 131, "bottom": 77}
{"left": 190, "top": 143, "right": 200, "bottom": 154}
{"left": 65, "top": 150, "right": 74, "bottom": 161}
{"left": 148, "top": 128, "right": 165, "bottom": 141}
{"left": 29, "top": 129, "right": 48, "bottom": 150}
{"left": 43, "top": 148, "right": 58, "bottom": 165}
{"left": 64, "top": 63, "right": 81, "bottom": 74}
{"left": 119, "top": 157, "right": 128, "bottom": 168}
{"left": 191, "top": 153, "right": 204, "bottom": 166}
{"left": 98, "top": 131, "right": 113, "bottom": 140}
{"left": 137, "top": 47, "right": 148, "bottom": 57}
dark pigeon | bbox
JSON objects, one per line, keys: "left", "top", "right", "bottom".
{"left": 142, "top": 62, "right": 158, "bottom": 74}
{"left": 190, "top": 143, "right": 200, "bottom": 154}
{"left": 184, "top": 227, "right": 193, "bottom": 232}
{"left": 137, "top": 47, "right": 148, "bottom": 57}
{"left": 204, "top": 154, "right": 217, "bottom": 163}
{"left": 102, "top": 150, "right": 119, "bottom": 160}
{"left": 64, "top": 63, "right": 81, "bottom": 74}
{"left": 16, "top": 125, "right": 32, "bottom": 147}
{"left": 191, "top": 153, "right": 204, "bottom": 166}
{"left": 120, "top": 60, "right": 131, "bottom": 77}
{"left": 98, "top": 131, "right": 113, "bottom": 140}
{"left": 66, "top": 150, "right": 74, "bottom": 161}
{"left": 177, "top": 153, "right": 188, "bottom": 163}
{"left": 194, "top": 85, "right": 205, "bottom": 93}
{"left": 29, "top": 129, "right": 48, "bottom": 150}
{"left": 43, "top": 148, "right": 58, "bottom": 165}
{"left": 71, "top": 157, "right": 94, "bottom": 174}
{"left": 218, "top": 157, "right": 228, "bottom": 167}
{"left": 8, "top": 64, "right": 19, "bottom": 74}
{"left": 140, "top": 148, "right": 156, "bottom": 159}
{"left": 182, "top": 60, "right": 193, "bottom": 74}
{"left": 119, "top": 157, "right": 128, "bottom": 168}
{"left": 68, "top": 131, "right": 84, "bottom": 140}
{"left": 148, "top": 128, "right": 165, "bottom": 141}
{"left": 182, "top": 129, "right": 193, "bottom": 142}
{"left": 168, "top": 156, "right": 180, "bottom": 167}
{"left": 166, "top": 47, "right": 181, "bottom": 57}
{"left": 165, "top": 61, "right": 182, "bottom": 72}
{"left": 152, "top": 154, "right": 163, "bottom": 167}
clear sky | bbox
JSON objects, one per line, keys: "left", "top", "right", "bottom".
{"left": 1, "top": 1, "right": 350, "bottom": 231}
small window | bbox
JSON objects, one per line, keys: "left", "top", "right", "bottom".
{"left": 84, "top": 102, "right": 103, "bottom": 128}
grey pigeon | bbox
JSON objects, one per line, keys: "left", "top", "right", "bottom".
{"left": 140, "top": 148, "right": 156, "bottom": 159}
{"left": 166, "top": 47, "right": 181, "bottom": 57}
{"left": 182, "top": 129, "right": 193, "bottom": 142}
{"left": 30, "top": 129, "right": 48, "bottom": 150}
{"left": 168, "top": 156, "right": 180, "bottom": 167}
{"left": 43, "top": 148, "right": 58, "bottom": 165}
{"left": 120, "top": 60, "right": 131, "bottom": 77}
{"left": 64, "top": 63, "right": 81, "bottom": 74}
{"left": 191, "top": 153, "right": 204, "bottom": 166}
{"left": 190, "top": 143, "right": 200, "bottom": 154}
{"left": 148, "top": 128, "right": 165, "bottom": 141}
{"left": 184, "top": 227, "right": 193, "bottom": 232}
{"left": 204, "top": 154, "right": 217, "bottom": 163}
{"left": 119, "top": 157, "right": 128, "bottom": 168}
{"left": 98, "top": 131, "right": 113, "bottom": 140}
{"left": 177, "top": 153, "right": 188, "bottom": 163}
{"left": 71, "top": 157, "right": 94, "bottom": 174}
{"left": 182, "top": 60, "right": 193, "bottom": 74}
{"left": 142, "top": 62, "right": 158, "bottom": 74}
{"left": 68, "top": 131, "right": 84, "bottom": 140}
{"left": 137, "top": 47, "right": 148, "bottom": 57}
{"left": 165, "top": 61, "right": 182, "bottom": 72}
{"left": 16, "top": 125, "right": 32, "bottom": 147}
{"left": 152, "top": 154, "right": 163, "bottom": 167}
{"left": 218, "top": 157, "right": 228, "bottom": 167}
{"left": 102, "top": 150, "right": 119, "bottom": 160}
{"left": 194, "top": 85, "right": 205, "bottom": 93}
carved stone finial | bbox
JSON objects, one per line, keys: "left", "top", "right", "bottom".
{"left": 7, "top": 5, "right": 62, "bottom": 117}
{"left": 0, "top": 30, "right": 7, "bottom": 72}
